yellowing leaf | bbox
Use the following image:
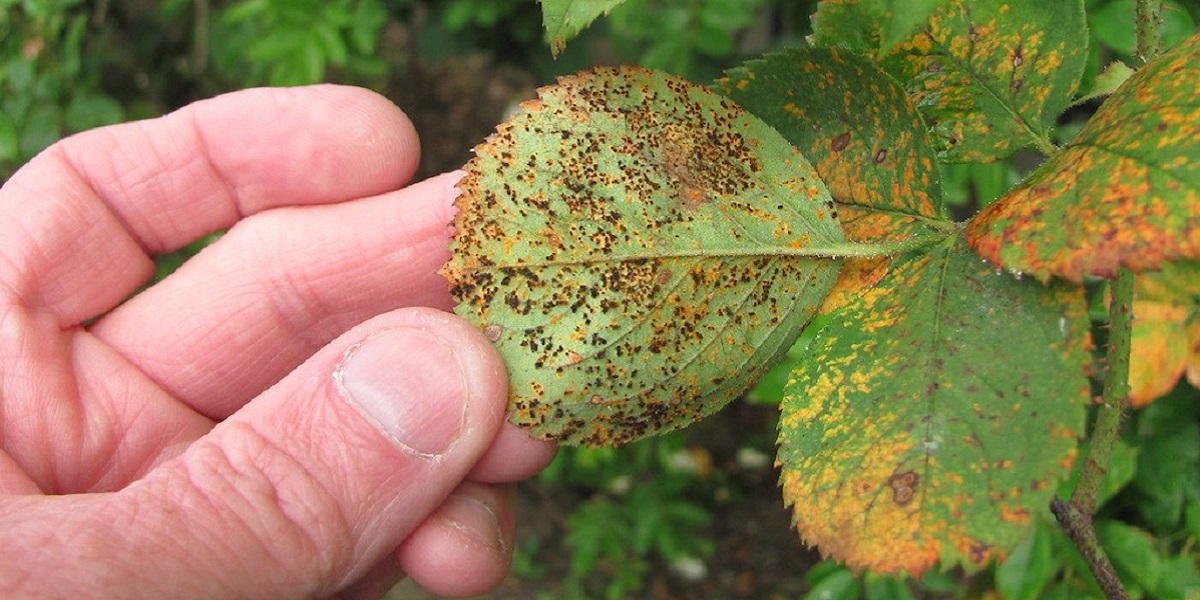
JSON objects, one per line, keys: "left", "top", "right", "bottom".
{"left": 1129, "top": 302, "right": 1192, "bottom": 407}
{"left": 444, "top": 67, "right": 846, "bottom": 446}
{"left": 968, "top": 35, "right": 1200, "bottom": 282}
{"left": 716, "top": 47, "right": 953, "bottom": 315}
{"left": 1129, "top": 261, "right": 1200, "bottom": 407}
{"left": 811, "top": 0, "right": 1089, "bottom": 162}
{"left": 779, "top": 234, "right": 1090, "bottom": 575}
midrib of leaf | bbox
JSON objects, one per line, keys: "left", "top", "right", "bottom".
{"left": 479, "top": 236, "right": 945, "bottom": 270}
{"left": 921, "top": 34, "right": 1059, "bottom": 157}
{"left": 917, "top": 244, "right": 954, "bottom": 527}
{"left": 855, "top": 238, "right": 953, "bottom": 536}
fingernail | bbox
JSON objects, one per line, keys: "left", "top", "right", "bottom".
{"left": 436, "top": 492, "right": 506, "bottom": 553}
{"left": 335, "top": 328, "right": 467, "bottom": 457}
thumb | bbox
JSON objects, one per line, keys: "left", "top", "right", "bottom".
{"left": 30, "top": 308, "right": 506, "bottom": 599}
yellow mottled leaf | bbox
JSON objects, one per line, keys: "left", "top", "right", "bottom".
{"left": 1129, "top": 260, "right": 1200, "bottom": 407}
{"left": 780, "top": 234, "right": 1090, "bottom": 575}
{"left": 717, "top": 47, "right": 953, "bottom": 315}
{"left": 968, "top": 35, "right": 1200, "bottom": 281}
{"left": 1129, "top": 302, "right": 1192, "bottom": 407}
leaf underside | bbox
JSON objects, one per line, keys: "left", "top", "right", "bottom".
{"left": 968, "top": 34, "right": 1200, "bottom": 282}
{"left": 779, "top": 234, "right": 1091, "bottom": 575}
{"left": 811, "top": 0, "right": 1088, "bottom": 162}
{"left": 717, "top": 46, "right": 950, "bottom": 314}
{"left": 444, "top": 66, "right": 845, "bottom": 446}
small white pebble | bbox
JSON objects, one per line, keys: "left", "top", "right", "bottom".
{"left": 736, "top": 447, "right": 771, "bottom": 469}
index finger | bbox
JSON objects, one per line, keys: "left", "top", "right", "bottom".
{"left": 0, "top": 85, "right": 420, "bottom": 325}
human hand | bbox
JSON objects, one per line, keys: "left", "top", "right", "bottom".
{"left": 0, "top": 85, "right": 556, "bottom": 599}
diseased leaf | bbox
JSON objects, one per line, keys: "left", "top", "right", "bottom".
{"left": 810, "top": 0, "right": 953, "bottom": 55}
{"left": 968, "top": 35, "right": 1200, "bottom": 281}
{"left": 717, "top": 46, "right": 952, "bottom": 315}
{"left": 809, "top": 0, "right": 880, "bottom": 56}
{"left": 1128, "top": 261, "right": 1200, "bottom": 408}
{"left": 779, "top": 234, "right": 1090, "bottom": 575}
{"left": 877, "top": 0, "right": 952, "bottom": 53}
{"left": 1129, "top": 302, "right": 1191, "bottom": 407}
{"left": 811, "top": 0, "right": 1089, "bottom": 162}
{"left": 539, "top": 0, "right": 628, "bottom": 55}
{"left": 444, "top": 67, "right": 846, "bottom": 446}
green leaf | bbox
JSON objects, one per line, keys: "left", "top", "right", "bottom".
{"left": 539, "top": 0, "right": 629, "bottom": 55}
{"left": 311, "top": 20, "right": 348, "bottom": 66}
{"left": 445, "top": 67, "right": 846, "bottom": 446}
{"left": 967, "top": 34, "right": 1200, "bottom": 282}
{"left": 864, "top": 572, "right": 917, "bottom": 600}
{"left": 18, "top": 105, "right": 62, "bottom": 158}
{"left": 811, "top": 0, "right": 953, "bottom": 55}
{"left": 717, "top": 46, "right": 952, "bottom": 315}
{"left": 803, "top": 567, "right": 860, "bottom": 600}
{"left": 1159, "top": 553, "right": 1200, "bottom": 599}
{"left": 779, "top": 234, "right": 1090, "bottom": 575}
{"left": 1096, "top": 520, "right": 1163, "bottom": 593}
{"left": 996, "top": 523, "right": 1056, "bottom": 600}
{"left": 811, "top": 0, "right": 1089, "bottom": 162}
{"left": 1074, "top": 60, "right": 1135, "bottom": 105}
{"left": 64, "top": 92, "right": 124, "bottom": 133}
{"left": 0, "top": 110, "right": 18, "bottom": 162}
{"left": 1132, "top": 392, "right": 1200, "bottom": 532}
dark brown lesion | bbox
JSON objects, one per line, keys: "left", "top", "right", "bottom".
{"left": 888, "top": 470, "right": 920, "bottom": 506}
{"left": 628, "top": 102, "right": 761, "bottom": 212}
{"left": 831, "top": 131, "right": 851, "bottom": 152}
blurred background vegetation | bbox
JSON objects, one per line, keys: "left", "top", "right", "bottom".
{"left": 2, "top": 1, "right": 1198, "bottom": 598}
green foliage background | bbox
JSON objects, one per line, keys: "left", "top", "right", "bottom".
{"left": 2, "top": 1, "right": 1198, "bottom": 598}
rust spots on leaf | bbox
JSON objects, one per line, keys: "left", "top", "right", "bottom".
{"left": 831, "top": 131, "right": 851, "bottom": 152}
{"left": 841, "top": 0, "right": 1089, "bottom": 161}
{"left": 968, "top": 35, "right": 1200, "bottom": 281}
{"left": 444, "top": 66, "right": 844, "bottom": 446}
{"left": 718, "top": 46, "right": 951, "bottom": 315}
{"left": 888, "top": 470, "right": 920, "bottom": 506}
{"left": 483, "top": 323, "right": 504, "bottom": 342}
{"left": 779, "top": 235, "right": 1091, "bottom": 575}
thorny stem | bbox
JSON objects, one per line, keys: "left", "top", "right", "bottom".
{"left": 1053, "top": 269, "right": 1133, "bottom": 600}
{"left": 1052, "top": 3, "right": 1163, "bottom": 598}
{"left": 1135, "top": 0, "right": 1164, "bottom": 65}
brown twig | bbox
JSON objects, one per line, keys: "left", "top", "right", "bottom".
{"left": 1051, "top": 497, "right": 1129, "bottom": 600}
